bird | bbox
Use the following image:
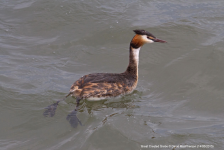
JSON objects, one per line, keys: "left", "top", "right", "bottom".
{"left": 43, "top": 29, "right": 166, "bottom": 127}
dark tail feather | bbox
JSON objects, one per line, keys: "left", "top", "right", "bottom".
{"left": 43, "top": 92, "right": 72, "bottom": 117}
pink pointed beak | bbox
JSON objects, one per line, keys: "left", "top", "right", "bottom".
{"left": 154, "top": 38, "right": 167, "bottom": 43}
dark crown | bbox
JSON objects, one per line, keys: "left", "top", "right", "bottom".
{"left": 133, "top": 29, "right": 155, "bottom": 38}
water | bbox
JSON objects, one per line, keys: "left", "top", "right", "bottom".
{"left": 1, "top": 0, "right": 224, "bottom": 149}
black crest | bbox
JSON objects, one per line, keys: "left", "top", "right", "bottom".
{"left": 133, "top": 29, "right": 155, "bottom": 38}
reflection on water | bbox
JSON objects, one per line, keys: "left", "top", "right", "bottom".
{"left": 1, "top": 0, "right": 224, "bottom": 149}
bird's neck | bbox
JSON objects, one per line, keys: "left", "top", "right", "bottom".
{"left": 124, "top": 45, "right": 141, "bottom": 78}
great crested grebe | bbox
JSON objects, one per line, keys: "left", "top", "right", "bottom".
{"left": 44, "top": 29, "right": 166, "bottom": 127}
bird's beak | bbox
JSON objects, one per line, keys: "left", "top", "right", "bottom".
{"left": 153, "top": 38, "right": 167, "bottom": 43}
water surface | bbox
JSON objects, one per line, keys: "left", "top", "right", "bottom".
{"left": 1, "top": 0, "right": 224, "bottom": 149}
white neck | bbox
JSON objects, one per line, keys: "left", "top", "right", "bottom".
{"left": 132, "top": 47, "right": 141, "bottom": 66}
{"left": 125, "top": 46, "right": 141, "bottom": 76}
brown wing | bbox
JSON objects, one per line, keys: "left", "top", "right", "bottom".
{"left": 70, "top": 73, "right": 136, "bottom": 99}
{"left": 81, "top": 82, "right": 125, "bottom": 99}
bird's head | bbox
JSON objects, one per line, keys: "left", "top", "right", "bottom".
{"left": 130, "top": 29, "right": 166, "bottom": 48}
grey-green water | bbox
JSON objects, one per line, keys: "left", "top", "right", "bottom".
{"left": 1, "top": 0, "right": 224, "bottom": 150}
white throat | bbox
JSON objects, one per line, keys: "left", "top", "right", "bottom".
{"left": 132, "top": 47, "right": 141, "bottom": 65}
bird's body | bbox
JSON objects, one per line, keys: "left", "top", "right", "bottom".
{"left": 70, "top": 72, "right": 137, "bottom": 101}
{"left": 70, "top": 47, "right": 140, "bottom": 101}
{"left": 43, "top": 29, "right": 166, "bottom": 127}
